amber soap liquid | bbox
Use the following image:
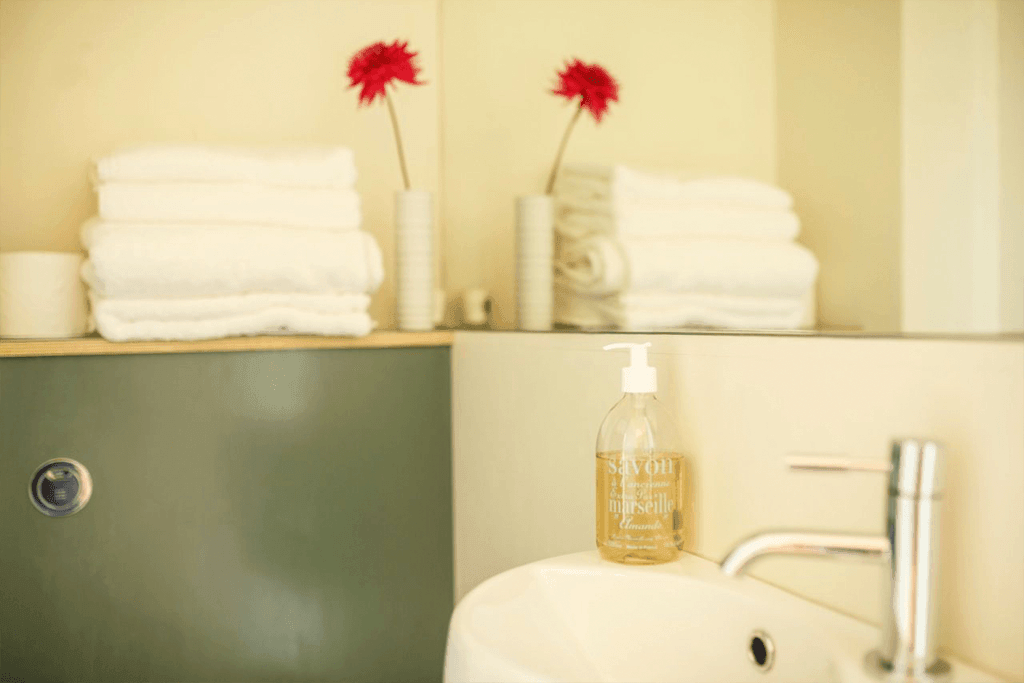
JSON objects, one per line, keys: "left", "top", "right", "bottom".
{"left": 596, "top": 450, "right": 686, "bottom": 564}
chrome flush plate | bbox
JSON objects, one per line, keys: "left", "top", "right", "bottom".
{"left": 29, "top": 459, "right": 92, "bottom": 517}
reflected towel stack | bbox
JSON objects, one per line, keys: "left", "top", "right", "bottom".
{"left": 82, "top": 146, "right": 383, "bottom": 341}
{"left": 553, "top": 164, "right": 819, "bottom": 331}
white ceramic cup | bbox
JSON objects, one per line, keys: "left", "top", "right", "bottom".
{"left": 461, "top": 288, "right": 492, "bottom": 326}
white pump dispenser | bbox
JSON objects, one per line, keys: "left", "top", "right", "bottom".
{"left": 603, "top": 342, "right": 657, "bottom": 393}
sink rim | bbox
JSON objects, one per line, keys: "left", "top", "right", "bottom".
{"left": 446, "top": 550, "right": 1007, "bottom": 683}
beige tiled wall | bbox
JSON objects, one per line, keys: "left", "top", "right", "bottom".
{"left": 452, "top": 331, "right": 1024, "bottom": 680}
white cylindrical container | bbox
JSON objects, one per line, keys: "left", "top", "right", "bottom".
{"left": 0, "top": 251, "right": 91, "bottom": 338}
{"left": 395, "top": 189, "right": 434, "bottom": 331}
{"left": 515, "top": 194, "right": 554, "bottom": 330}
{"left": 433, "top": 288, "right": 447, "bottom": 327}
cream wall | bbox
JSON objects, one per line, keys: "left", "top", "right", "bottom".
{"left": 439, "top": 0, "right": 777, "bottom": 328}
{"left": 0, "top": 0, "right": 441, "bottom": 329}
{"left": 775, "top": 0, "right": 902, "bottom": 333}
{"left": 901, "top": 0, "right": 1003, "bottom": 334}
{"left": 1000, "top": 0, "right": 1024, "bottom": 332}
{"left": 452, "top": 331, "right": 1024, "bottom": 680}
{"left": 899, "top": 0, "right": 1024, "bottom": 335}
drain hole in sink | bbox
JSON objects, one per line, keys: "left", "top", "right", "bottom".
{"left": 748, "top": 630, "right": 775, "bottom": 672}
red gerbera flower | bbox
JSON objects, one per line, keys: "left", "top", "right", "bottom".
{"left": 347, "top": 40, "right": 423, "bottom": 106}
{"left": 348, "top": 39, "right": 425, "bottom": 189}
{"left": 545, "top": 58, "right": 620, "bottom": 194}
{"left": 552, "top": 59, "right": 619, "bottom": 123}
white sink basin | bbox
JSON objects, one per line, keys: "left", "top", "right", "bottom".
{"left": 444, "top": 551, "right": 1002, "bottom": 683}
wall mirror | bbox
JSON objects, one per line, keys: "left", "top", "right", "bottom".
{"left": 1, "top": 0, "right": 1020, "bottom": 339}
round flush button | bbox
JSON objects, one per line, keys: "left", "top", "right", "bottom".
{"left": 29, "top": 459, "right": 92, "bottom": 517}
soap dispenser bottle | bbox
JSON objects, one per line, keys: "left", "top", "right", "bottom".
{"left": 597, "top": 342, "right": 687, "bottom": 564}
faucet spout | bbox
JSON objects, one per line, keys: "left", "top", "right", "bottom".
{"left": 720, "top": 532, "right": 890, "bottom": 577}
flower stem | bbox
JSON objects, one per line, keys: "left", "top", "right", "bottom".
{"left": 384, "top": 90, "right": 411, "bottom": 190}
{"left": 545, "top": 103, "right": 584, "bottom": 195}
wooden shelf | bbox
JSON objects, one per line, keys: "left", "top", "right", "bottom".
{"left": 0, "top": 330, "right": 454, "bottom": 358}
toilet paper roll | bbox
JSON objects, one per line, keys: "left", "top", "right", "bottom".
{"left": 0, "top": 251, "right": 91, "bottom": 338}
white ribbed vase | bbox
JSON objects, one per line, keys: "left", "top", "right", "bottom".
{"left": 395, "top": 189, "right": 434, "bottom": 331}
{"left": 515, "top": 194, "right": 555, "bottom": 331}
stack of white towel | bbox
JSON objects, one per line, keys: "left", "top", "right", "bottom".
{"left": 553, "top": 164, "right": 819, "bottom": 331}
{"left": 81, "top": 146, "right": 384, "bottom": 341}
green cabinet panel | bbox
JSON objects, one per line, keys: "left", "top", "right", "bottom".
{"left": 0, "top": 348, "right": 453, "bottom": 683}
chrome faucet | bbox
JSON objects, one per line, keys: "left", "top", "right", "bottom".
{"left": 721, "top": 439, "right": 950, "bottom": 681}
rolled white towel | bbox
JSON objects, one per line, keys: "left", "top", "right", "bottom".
{"left": 97, "top": 182, "right": 361, "bottom": 230}
{"left": 554, "top": 288, "right": 815, "bottom": 331}
{"left": 555, "top": 235, "right": 819, "bottom": 298}
{"left": 89, "top": 291, "right": 374, "bottom": 341}
{"left": 94, "top": 145, "right": 357, "bottom": 188}
{"left": 556, "top": 201, "right": 801, "bottom": 241}
{"left": 557, "top": 164, "right": 793, "bottom": 210}
{"left": 81, "top": 219, "right": 384, "bottom": 299}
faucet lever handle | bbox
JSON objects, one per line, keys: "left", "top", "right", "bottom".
{"left": 786, "top": 454, "right": 892, "bottom": 473}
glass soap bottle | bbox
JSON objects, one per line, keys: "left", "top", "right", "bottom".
{"left": 596, "top": 342, "right": 687, "bottom": 564}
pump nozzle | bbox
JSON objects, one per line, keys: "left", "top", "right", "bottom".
{"left": 603, "top": 342, "right": 657, "bottom": 393}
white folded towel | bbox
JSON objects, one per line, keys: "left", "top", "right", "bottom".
{"left": 554, "top": 288, "right": 814, "bottom": 331}
{"left": 555, "top": 235, "right": 818, "bottom": 298}
{"left": 556, "top": 201, "right": 800, "bottom": 241}
{"left": 94, "top": 145, "right": 357, "bottom": 188}
{"left": 97, "top": 182, "right": 361, "bottom": 230}
{"left": 81, "top": 219, "right": 384, "bottom": 299}
{"left": 90, "top": 292, "right": 373, "bottom": 341}
{"left": 557, "top": 164, "right": 793, "bottom": 210}
{"left": 91, "top": 291, "right": 370, "bottom": 321}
